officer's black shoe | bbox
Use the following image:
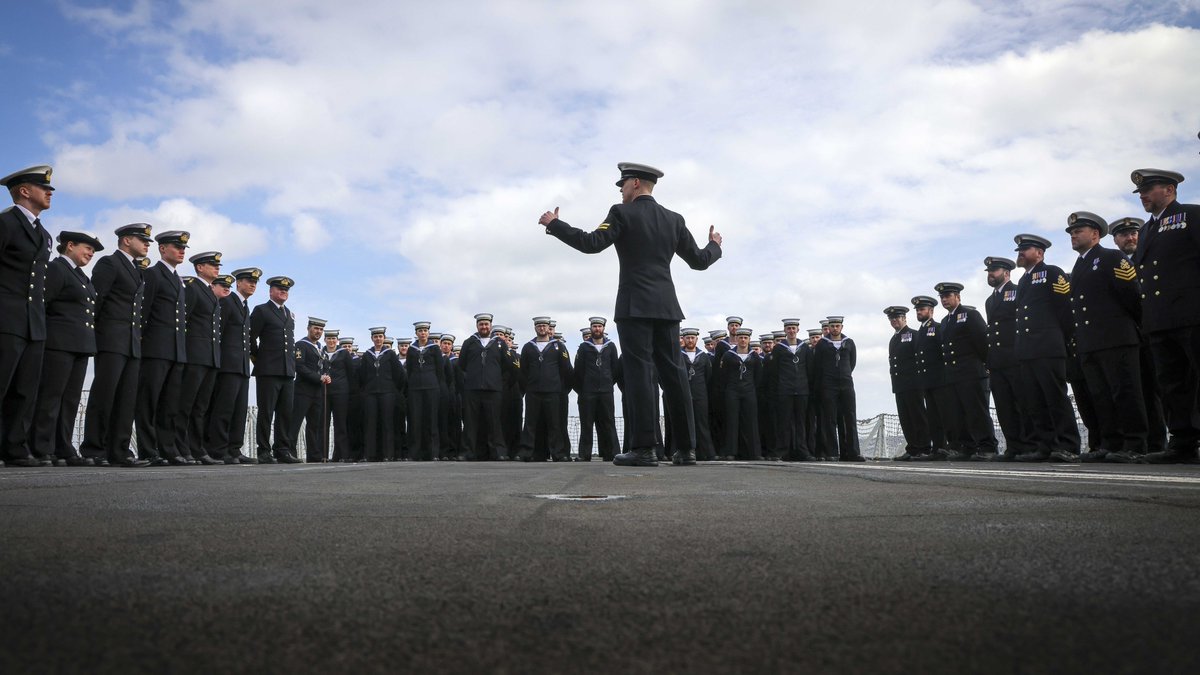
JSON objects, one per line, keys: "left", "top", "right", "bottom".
{"left": 223, "top": 456, "right": 240, "bottom": 465}
{"left": 1015, "top": 450, "right": 1050, "bottom": 462}
{"left": 1049, "top": 450, "right": 1080, "bottom": 463}
{"left": 258, "top": 455, "right": 277, "bottom": 464}
{"left": 114, "top": 458, "right": 150, "bottom": 468}
{"left": 1103, "top": 450, "right": 1144, "bottom": 464}
{"left": 92, "top": 458, "right": 111, "bottom": 467}
{"left": 1144, "top": 448, "right": 1200, "bottom": 464}
{"left": 196, "top": 455, "right": 221, "bottom": 465}
{"left": 6, "top": 457, "right": 44, "bottom": 468}
{"left": 945, "top": 451, "right": 970, "bottom": 461}
{"left": 893, "top": 452, "right": 914, "bottom": 461}
{"left": 52, "top": 458, "right": 67, "bottom": 467}
{"left": 277, "top": 454, "right": 302, "bottom": 464}
{"left": 613, "top": 448, "right": 659, "bottom": 467}
{"left": 969, "top": 452, "right": 994, "bottom": 462}
{"left": 168, "top": 456, "right": 190, "bottom": 466}
{"left": 1081, "top": 449, "right": 1109, "bottom": 463}
{"left": 236, "top": 455, "right": 258, "bottom": 464}
{"left": 989, "top": 452, "right": 1017, "bottom": 462}
{"left": 841, "top": 454, "right": 866, "bottom": 462}
{"left": 146, "top": 457, "right": 169, "bottom": 466}
{"left": 795, "top": 451, "right": 816, "bottom": 461}
{"left": 671, "top": 449, "right": 697, "bottom": 466}
{"left": 64, "top": 456, "right": 94, "bottom": 467}
{"left": 913, "top": 448, "right": 950, "bottom": 461}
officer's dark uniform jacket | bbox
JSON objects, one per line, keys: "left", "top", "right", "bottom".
{"left": 0, "top": 206, "right": 51, "bottom": 341}
{"left": 405, "top": 341, "right": 443, "bottom": 391}
{"left": 519, "top": 339, "right": 572, "bottom": 393}
{"left": 1131, "top": 200, "right": 1200, "bottom": 334}
{"left": 43, "top": 257, "right": 97, "bottom": 355}
{"left": 812, "top": 336, "right": 856, "bottom": 389}
{"left": 888, "top": 326, "right": 919, "bottom": 394}
{"left": 1014, "top": 261, "right": 1072, "bottom": 360}
{"left": 92, "top": 252, "right": 143, "bottom": 357}
{"left": 141, "top": 262, "right": 187, "bottom": 362}
{"left": 249, "top": 301, "right": 296, "bottom": 377}
{"left": 217, "top": 293, "right": 252, "bottom": 376}
{"left": 295, "top": 338, "right": 329, "bottom": 397}
{"left": 358, "top": 346, "right": 405, "bottom": 394}
{"left": 183, "top": 278, "right": 221, "bottom": 368}
{"left": 681, "top": 349, "right": 714, "bottom": 400}
{"left": 545, "top": 195, "right": 722, "bottom": 320}
{"left": 913, "top": 318, "right": 945, "bottom": 390}
{"left": 1071, "top": 243, "right": 1142, "bottom": 353}
{"left": 768, "top": 341, "right": 813, "bottom": 396}
{"left": 939, "top": 304, "right": 988, "bottom": 383}
{"left": 985, "top": 280, "right": 1019, "bottom": 370}
{"left": 573, "top": 339, "right": 621, "bottom": 393}
{"left": 718, "top": 349, "right": 763, "bottom": 395}
{"left": 459, "top": 334, "right": 511, "bottom": 391}
{"left": 327, "top": 347, "right": 355, "bottom": 396}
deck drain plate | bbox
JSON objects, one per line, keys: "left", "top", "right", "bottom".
{"left": 534, "top": 494, "right": 627, "bottom": 502}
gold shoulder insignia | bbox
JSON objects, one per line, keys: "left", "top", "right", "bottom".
{"left": 1052, "top": 275, "right": 1071, "bottom": 295}
{"left": 1114, "top": 258, "right": 1137, "bottom": 281}
{"left": 597, "top": 223, "right": 610, "bottom": 231}
{"left": 562, "top": 350, "right": 569, "bottom": 359}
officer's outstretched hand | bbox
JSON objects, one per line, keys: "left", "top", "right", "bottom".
{"left": 709, "top": 225, "right": 723, "bottom": 246}
{"left": 538, "top": 207, "right": 560, "bottom": 226}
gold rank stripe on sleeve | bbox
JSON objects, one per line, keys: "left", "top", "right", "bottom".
{"left": 1052, "top": 275, "right": 1071, "bottom": 294}
{"left": 1114, "top": 259, "right": 1137, "bottom": 281}
{"left": 597, "top": 223, "right": 610, "bottom": 231}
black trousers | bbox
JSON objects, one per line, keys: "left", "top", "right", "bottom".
{"left": 806, "top": 394, "right": 822, "bottom": 457}
{"left": 760, "top": 394, "right": 777, "bottom": 457}
{"left": 615, "top": 318, "right": 693, "bottom": 453}
{"left": 82, "top": 352, "right": 141, "bottom": 462}
{"left": 206, "top": 373, "right": 249, "bottom": 459}
{"left": 407, "top": 388, "right": 440, "bottom": 460}
{"left": 775, "top": 394, "right": 811, "bottom": 458}
{"left": 819, "top": 386, "right": 861, "bottom": 459}
{"left": 578, "top": 391, "right": 619, "bottom": 460}
{"left": 943, "top": 377, "right": 996, "bottom": 454}
{"left": 1139, "top": 342, "right": 1167, "bottom": 453}
{"left": 894, "top": 388, "right": 929, "bottom": 455}
{"left": 502, "top": 386, "right": 523, "bottom": 458}
{"left": 1148, "top": 326, "right": 1200, "bottom": 450}
{"left": 690, "top": 395, "right": 715, "bottom": 460}
{"left": 989, "top": 366, "right": 1030, "bottom": 455}
{"left": 136, "top": 358, "right": 184, "bottom": 460}
{"left": 291, "top": 387, "right": 327, "bottom": 461}
{"left": 326, "top": 391, "right": 350, "bottom": 461}
{"left": 0, "top": 334, "right": 44, "bottom": 460}
{"left": 1068, "top": 365, "right": 1100, "bottom": 452}
{"left": 361, "top": 391, "right": 394, "bottom": 461}
{"left": 558, "top": 391, "right": 571, "bottom": 457}
{"left": 31, "top": 349, "right": 89, "bottom": 459}
{"left": 178, "top": 363, "right": 217, "bottom": 459}
{"left": 1018, "top": 358, "right": 1080, "bottom": 455}
{"left": 722, "top": 388, "right": 760, "bottom": 459}
{"left": 255, "top": 375, "right": 294, "bottom": 458}
{"left": 463, "top": 389, "right": 505, "bottom": 460}
{"left": 392, "top": 395, "right": 406, "bottom": 460}
{"left": 920, "top": 385, "right": 949, "bottom": 452}
{"left": 1080, "top": 345, "right": 1147, "bottom": 454}
{"left": 520, "top": 391, "right": 564, "bottom": 460}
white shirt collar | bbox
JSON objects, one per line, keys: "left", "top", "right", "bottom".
{"left": 14, "top": 204, "right": 37, "bottom": 224}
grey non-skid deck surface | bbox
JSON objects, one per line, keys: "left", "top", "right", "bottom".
{"left": 3, "top": 461, "right": 1199, "bottom": 673}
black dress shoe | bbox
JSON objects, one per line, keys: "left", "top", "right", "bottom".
{"left": 168, "top": 456, "right": 190, "bottom": 466}
{"left": 969, "top": 452, "right": 995, "bottom": 462}
{"left": 6, "top": 457, "right": 44, "bottom": 467}
{"left": 65, "top": 456, "right": 95, "bottom": 467}
{"left": 671, "top": 449, "right": 697, "bottom": 466}
{"left": 92, "top": 458, "right": 111, "bottom": 467}
{"left": 841, "top": 454, "right": 866, "bottom": 462}
{"left": 115, "top": 458, "right": 151, "bottom": 467}
{"left": 614, "top": 448, "right": 659, "bottom": 467}
{"left": 277, "top": 454, "right": 301, "bottom": 464}
{"left": 1144, "top": 448, "right": 1200, "bottom": 464}
{"left": 237, "top": 455, "right": 259, "bottom": 464}
{"left": 1015, "top": 450, "right": 1050, "bottom": 462}
{"left": 913, "top": 448, "right": 950, "bottom": 461}
{"left": 52, "top": 458, "right": 67, "bottom": 467}
{"left": 989, "top": 453, "right": 1017, "bottom": 462}
{"left": 795, "top": 451, "right": 816, "bottom": 461}
{"left": 196, "top": 455, "right": 221, "bottom": 465}
{"left": 1081, "top": 449, "right": 1109, "bottom": 463}
{"left": 258, "top": 455, "right": 277, "bottom": 464}
{"left": 893, "top": 452, "right": 914, "bottom": 461}
{"left": 1104, "top": 450, "right": 1144, "bottom": 464}
{"left": 223, "top": 456, "right": 240, "bottom": 465}
{"left": 1049, "top": 450, "right": 1080, "bottom": 463}
{"left": 147, "top": 457, "right": 169, "bottom": 467}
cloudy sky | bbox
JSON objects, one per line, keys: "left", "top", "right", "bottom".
{"left": 5, "top": 0, "right": 1200, "bottom": 416}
